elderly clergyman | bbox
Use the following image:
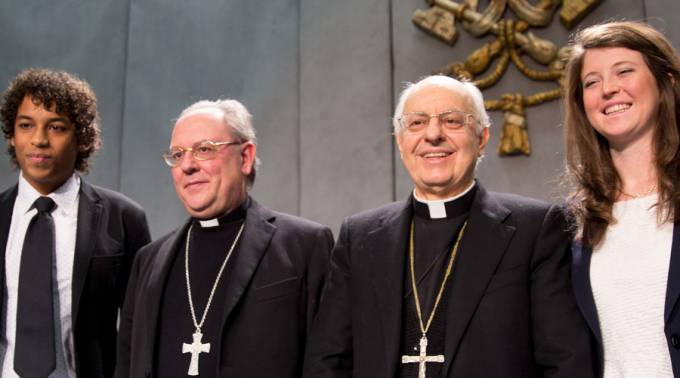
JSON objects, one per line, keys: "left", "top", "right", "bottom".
{"left": 115, "top": 99, "right": 333, "bottom": 378}
{"left": 303, "top": 75, "right": 596, "bottom": 377}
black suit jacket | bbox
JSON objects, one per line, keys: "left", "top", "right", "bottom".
{"left": 0, "top": 180, "right": 151, "bottom": 377}
{"left": 115, "top": 198, "right": 333, "bottom": 378}
{"left": 572, "top": 223, "right": 680, "bottom": 376}
{"left": 304, "top": 185, "right": 595, "bottom": 378}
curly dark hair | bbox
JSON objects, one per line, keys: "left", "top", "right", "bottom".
{"left": 1, "top": 68, "right": 101, "bottom": 173}
{"left": 563, "top": 21, "right": 680, "bottom": 248}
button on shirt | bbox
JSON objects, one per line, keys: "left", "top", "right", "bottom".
{"left": 2, "top": 173, "right": 80, "bottom": 378}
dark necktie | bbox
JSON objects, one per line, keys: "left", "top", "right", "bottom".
{"left": 14, "top": 196, "right": 57, "bottom": 377}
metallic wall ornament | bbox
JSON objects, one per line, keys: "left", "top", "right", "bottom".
{"left": 412, "top": 0, "right": 601, "bottom": 156}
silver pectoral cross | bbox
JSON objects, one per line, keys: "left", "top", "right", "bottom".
{"left": 182, "top": 331, "right": 211, "bottom": 376}
{"left": 401, "top": 334, "right": 444, "bottom": 378}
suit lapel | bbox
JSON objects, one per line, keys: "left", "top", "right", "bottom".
{"left": 0, "top": 186, "right": 18, "bottom": 265}
{"left": 143, "top": 223, "right": 188, "bottom": 360}
{"left": 365, "top": 200, "right": 410, "bottom": 377}
{"left": 217, "top": 199, "right": 275, "bottom": 328}
{"left": 71, "top": 181, "right": 102, "bottom": 327}
{"left": 665, "top": 223, "right": 680, "bottom": 323}
{"left": 443, "top": 187, "right": 515, "bottom": 374}
{"left": 571, "top": 242, "right": 601, "bottom": 343}
{"left": 0, "top": 186, "right": 18, "bottom": 309}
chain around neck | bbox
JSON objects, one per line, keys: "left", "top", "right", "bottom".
{"left": 620, "top": 185, "right": 657, "bottom": 199}
{"left": 408, "top": 219, "right": 468, "bottom": 335}
{"left": 184, "top": 221, "right": 245, "bottom": 332}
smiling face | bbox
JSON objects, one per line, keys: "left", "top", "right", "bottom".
{"left": 170, "top": 109, "right": 256, "bottom": 219}
{"left": 396, "top": 84, "right": 489, "bottom": 200}
{"left": 10, "top": 96, "right": 78, "bottom": 195}
{"left": 581, "top": 47, "right": 661, "bottom": 151}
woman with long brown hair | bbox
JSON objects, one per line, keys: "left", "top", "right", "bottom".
{"left": 564, "top": 21, "right": 680, "bottom": 377}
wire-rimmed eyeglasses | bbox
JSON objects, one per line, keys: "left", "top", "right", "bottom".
{"left": 162, "top": 140, "right": 241, "bottom": 167}
{"left": 397, "top": 110, "right": 476, "bottom": 133}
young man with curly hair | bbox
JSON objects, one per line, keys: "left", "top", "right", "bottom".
{"left": 0, "top": 68, "right": 151, "bottom": 377}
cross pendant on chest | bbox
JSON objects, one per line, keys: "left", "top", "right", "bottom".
{"left": 182, "top": 330, "right": 211, "bottom": 376}
{"left": 401, "top": 334, "right": 444, "bottom": 378}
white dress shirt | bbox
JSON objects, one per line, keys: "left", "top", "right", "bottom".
{"left": 2, "top": 173, "right": 80, "bottom": 378}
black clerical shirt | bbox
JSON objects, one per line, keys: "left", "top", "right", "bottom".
{"left": 399, "top": 184, "right": 476, "bottom": 378}
{"left": 155, "top": 199, "right": 249, "bottom": 378}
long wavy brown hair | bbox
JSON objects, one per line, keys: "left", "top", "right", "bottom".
{"left": 563, "top": 21, "right": 680, "bottom": 248}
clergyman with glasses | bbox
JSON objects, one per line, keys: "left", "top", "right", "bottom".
{"left": 115, "top": 99, "right": 333, "bottom": 378}
{"left": 303, "top": 75, "right": 595, "bottom": 378}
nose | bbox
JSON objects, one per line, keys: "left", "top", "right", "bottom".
{"left": 177, "top": 152, "right": 200, "bottom": 174}
{"left": 423, "top": 116, "right": 444, "bottom": 143}
{"left": 30, "top": 125, "right": 48, "bottom": 147}
{"left": 601, "top": 76, "right": 620, "bottom": 98}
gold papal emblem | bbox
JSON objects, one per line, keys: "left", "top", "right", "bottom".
{"left": 412, "top": 0, "right": 601, "bottom": 156}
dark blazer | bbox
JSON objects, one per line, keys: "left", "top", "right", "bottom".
{"left": 115, "top": 198, "right": 333, "bottom": 378}
{"left": 572, "top": 224, "right": 680, "bottom": 376}
{"left": 0, "top": 180, "right": 151, "bottom": 377}
{"left": 304, "top": 185, "right": 595, "bottom": 378}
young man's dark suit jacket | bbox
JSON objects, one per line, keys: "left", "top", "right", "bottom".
{"left": 0, "top": 180, "right": 151, "bottom": 377}
{"left": 304, "top": 185, "right": 596, "bottom": 378}
{"left": 115, "top": 198, "right": 333, "bottom": 378}
{"left": 572, "top": 227, "right": 680, "bottom": 376}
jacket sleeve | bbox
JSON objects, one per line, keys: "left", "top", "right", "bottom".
{"left": 119, "top": 204, "right": 151, "bottom": 307}
{"left": 303, "top": 218, "right": 354, "bottom": 378}
{"left": 530, "top": 204, "right": 597, "bottom": 378}
{"left": 306, "top": 226, "right": 335, "bottom": 332}
{"left": 114, "top": 245, "right": 146, "bottom": 378}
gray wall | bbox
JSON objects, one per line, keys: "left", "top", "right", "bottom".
{"left": 1, "top": 0, "right": 679, "bottom": 237}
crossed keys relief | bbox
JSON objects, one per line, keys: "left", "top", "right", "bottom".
{"left": 412, "top": 0, "right": 601, "bottom": 156}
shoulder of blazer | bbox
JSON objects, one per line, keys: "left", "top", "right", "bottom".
{"left": 0, "top": 184, "right": 18, "bottom": 202}
{"left": 0, "top": 185, "right": 18, "bottom": 255}
{"left": 344, "top": 199, "right": 411, "bottom": 231}
{"left": 0, "top": 184, "right": 18, "bottom": 210}
{"left": 481, "top": 188, "right": 552, "bottom": 218}
{"left": 80, "top": 180, "right": 146, "bottom": 214}
{"left": 135, "top": 225, "right": 182, "bottom": 263}
{"left": 251, "top": 198, "right": 330, "bottom": 236}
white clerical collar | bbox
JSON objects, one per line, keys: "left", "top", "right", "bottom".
{"left": 17, "top": 172, "right": 80, "bottom": 216}
{"left": 195, "top": 197, "right": 250, "bottom": 228}
{"left": 412, "top": 181, "right": 476, "bottom": 219}
{"left": 199, "top": 218, "right": 220, "bottom": 228}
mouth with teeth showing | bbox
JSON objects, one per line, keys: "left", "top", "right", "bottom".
{"left": 604, "top": 103, "right": 631, "bottom": 115}
{"left": 421, "top": 151, "right": 452, "bottom": 160}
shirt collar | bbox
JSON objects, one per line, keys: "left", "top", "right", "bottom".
{"left": 193, "top": 196, "right": 250, "bottom": 229}
{"left": 412, "top": 180, "right": 477, "bottom": 219}
{"left": 16, "top": 172, "right": 81, "bottom": 216}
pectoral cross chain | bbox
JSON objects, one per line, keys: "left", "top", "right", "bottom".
{"left": 401, "top": 335, "right": 444, "bottom": 378}
{"left": 182, "top": 331, "right": 211, "bottom": 376}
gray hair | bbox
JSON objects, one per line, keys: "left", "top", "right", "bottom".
{"left": 177, "top": 99, "right": 260, "bottom": 186}
{"left": 392, "top": 75, "right": 491, "bottom": 135}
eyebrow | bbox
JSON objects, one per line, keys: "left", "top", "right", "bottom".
{"left": 15, "top": 114, "right": 70, "bottom": 123}
{"left": 582, "top": 60, "right": 640, "bottom": 79}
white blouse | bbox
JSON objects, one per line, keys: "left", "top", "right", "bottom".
{"left": 590, "top": 194, "right": 673, "bottom": 377}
